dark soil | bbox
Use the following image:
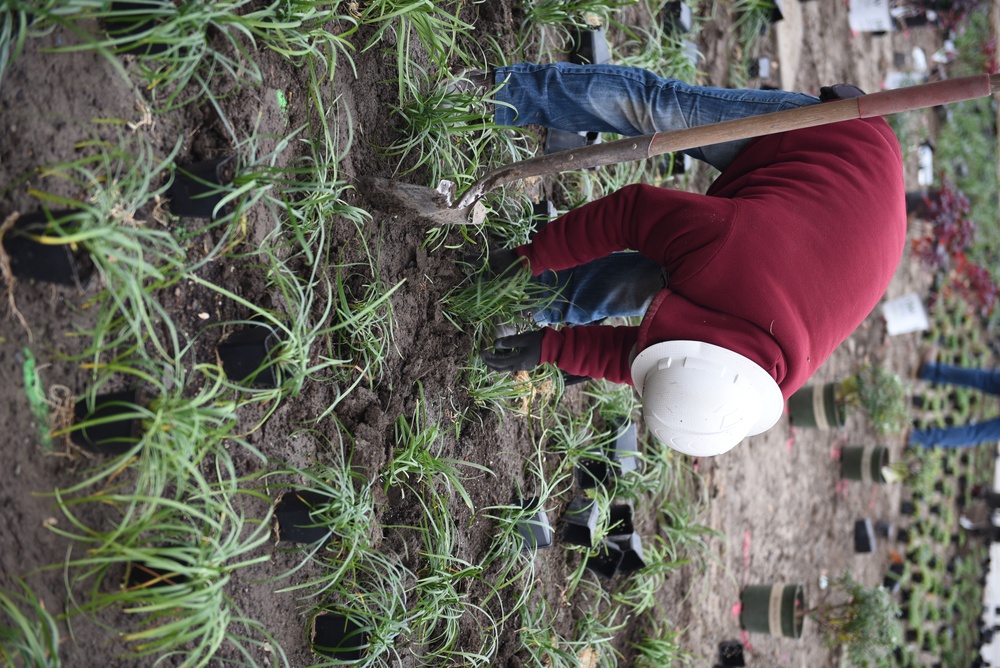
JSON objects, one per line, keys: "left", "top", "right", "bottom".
{"left": 0, "top": 2, "right": 954, "bottom": 667}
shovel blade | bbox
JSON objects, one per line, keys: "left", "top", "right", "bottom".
{"left": 356, "top": 177, "right": 484, "bottom": 225}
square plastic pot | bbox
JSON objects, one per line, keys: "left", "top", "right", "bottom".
{"left": 607, "top": 504, "right": 635, "bottom": 541}
{"left": 717, "top": 640, "right": 745, "bottom": 667}
{"left": 574, "top": 457, "right": 609, "bottom": 490}
{"left": 166, "top": 156, "right": 235, "bottom": 219}
{"left": 515, "top": 497, "right": 553, "bottom": 550}
{"left": 854, "top": 518, "right": 876, "bottom": 553}
{"left": 2, "top": 210, "right": 94, "bottom": 287}
{"left": 273, "top": 490, "right": 332, "bottom": 545}
{"left": 569, "top": 25, "right": 611, "bottom": 65}
{"left": 661, "top": 1, "right": 693, "bottom": 34}
{"left": 586, "top": 540, "right": 623, "bottom": 579}
{"left": 608, "top": 421, "right": 638, "bottom": 476}
{"left": 217, "top": 323, "right": 282, "bottom": 387}
{"left": 125, "top": 557, "right": 189, "bottom": 589}
{"left": 71, "top": 389, "right": 145, "bottom": 455}
{"left": 612, "top": 532, "right": 646, "bottom": 574}
{"left": 311, "top": 612, "right": 369, "bottom": 661}
{"left": 561, "top": 497, "right": 598, "bottom": 547}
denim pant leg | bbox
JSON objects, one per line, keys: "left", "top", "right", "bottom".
{"left": 909, "top": 417, "right": 1000, "bottom": 448}
{"left": 919, "top": 362, "right": 1000, "bottom": 395}
{"left": 532, "top": 252, "right": 664, "bottom": 326}
{"left": 493, "top": 62, "right": 820, "bottom": 171}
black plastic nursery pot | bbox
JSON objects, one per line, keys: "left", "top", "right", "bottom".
{"left": 739, "top": 583, "right": 805, "bottom": 639}
{"left": 608, "top": 421, "right": 638, "bottom": 477}
{"left": 217, "top": 323, "right": 282, "bottom": 387}
{"left": 586, "top": 540, "right": 624, "bottom": 579}
{"left": 561, "top": 497, "right": 599, "bottom": 547}
{"left": 787, "top": 382, "right": 845, "bottom": 430}
{"left": 311, "top": 612, "right": 369, "bottom": 661}
{"left": 125, "top": 558, "right": 189, "bottom": 590}
{"left": 607, "top": 504, "right": 635, "bottom": 540}
{"left": 569, "top": 25, "right": 611, "bottom": 66}
{"left": 659, "top": 152, "right": 692, "bottom": 176}
{"left": 662, "top": 1, "right": 693, "bottom": 34}
{"left": 854, "top": 518, "right": 876, "bottom": 553}
{"left": 612, "top": 532, "right": 646, "bottom": 574}
{"left": 717, "top": 640, "right": 745, "bottom": 667}
{"left": 575, "top": 421, "right": 640, "bottom": 489}
{"left": 575, "top": 457, "right": 609, "bottom": 490}
{"left": 882, "top": 562, "right": 905, "bottom": 593}
{"left": 102, "top": 0, "right": 174, "bottom": 55}
{"left": 515, "top": 497, "right": 553, "bottom": 551}
{"left": 840, "top": 445, "right": 890, "bottom": 483}
{"left": 273, "top": 490, "right": 332, "bottom": 545}
{"left": 71, "top": 389, "right": 145, "bottom": 455}
{"left": 166, "top": 156, "right": 235, "bottom": 219}
{"left": 2, "top": 210, "right": 94, "bottom": 287}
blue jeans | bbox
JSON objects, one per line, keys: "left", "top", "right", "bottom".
{"left": 910, "top": 362, "right": 1000, "bottom": 448}
{"left": 493, "top": 62, "right": 820, "bottom": 325}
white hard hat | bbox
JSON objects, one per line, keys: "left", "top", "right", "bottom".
{"left": 630, "top": 340, "right": 784, "bottom": 457}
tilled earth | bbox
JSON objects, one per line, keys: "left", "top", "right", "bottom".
{"left": 0, "top": 2, "right": 946, "bottom": 666}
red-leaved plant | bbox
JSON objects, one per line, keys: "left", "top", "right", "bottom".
{"left": 911, "top": 177, "right": 1000, "bottom": 316}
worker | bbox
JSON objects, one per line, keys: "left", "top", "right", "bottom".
{"left": 477, "top": 63, "right": 908, "bottom": 457}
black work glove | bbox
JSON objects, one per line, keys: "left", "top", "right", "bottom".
{"left": 819, "top": 83, "right": 866, "bottom": 101}
{"left": 481, "top": 330, "right": 543, "bottom": 372}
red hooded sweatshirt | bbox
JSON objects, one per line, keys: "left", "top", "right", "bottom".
{"left": 515, "top": 117, "right": 907, "bottom": 398}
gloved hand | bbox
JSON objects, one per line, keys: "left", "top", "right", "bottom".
{"left": 819, "top": 83, "right": 865, "bottom": 101}
{"left": 481, "top": 330, "right": 543, "bottom": 372}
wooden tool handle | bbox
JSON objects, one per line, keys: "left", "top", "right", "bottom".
{"left": 455, "top": 74, "right": 1000, "bottom": 210}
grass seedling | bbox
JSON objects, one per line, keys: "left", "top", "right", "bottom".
{"left": 409, "top": 497, "right": 499, "bottom": 665}
{"left": 0, "top": 580, "right": 61, "bottom": 668}
{"left": 631, "top": 621, "right": 693, "bottom": 667}
{"left": 383, "top": 384, "right": 492, "bottom": 511}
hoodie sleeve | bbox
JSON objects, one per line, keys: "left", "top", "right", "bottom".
{"left": 515, "top": 183, "right": 737, "bottom": 276}
{"left": 540, "top": 325, "right": 639, "bottom": 385}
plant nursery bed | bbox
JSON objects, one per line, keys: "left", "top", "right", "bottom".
{"left": 0, "top": 2, "right": 966, "bottom": 667}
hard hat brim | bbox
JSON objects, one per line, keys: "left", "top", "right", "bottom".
{"left": 630, "top": 340, "right": 784, "bottom": 436}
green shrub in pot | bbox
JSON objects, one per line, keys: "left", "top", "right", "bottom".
{"left": 838, "top": 361, "right": 910, "bottom": 435}
{"left": 804, "top": 571, "right": 901, "bottom": 667}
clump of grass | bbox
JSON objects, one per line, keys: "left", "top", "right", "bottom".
{"left": 356, "top": 0, "right": 475, "bottom": 69}
{"left": 631, "top": 621, "right": 693, "bottom": 667}
{"left": 266, "top": 429, "right": 380, "bottom": 599}
{"left": 51, "top": 484, "right": 280, "bottom": 667}
{"left": 0, "top": 580, "right": 61, "bottom": 667}
{"left": 383, "top": 384, "right": 492, "bottom": 511}
{"left": 306, "top": 551, "right": 414, "bottom": 667}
